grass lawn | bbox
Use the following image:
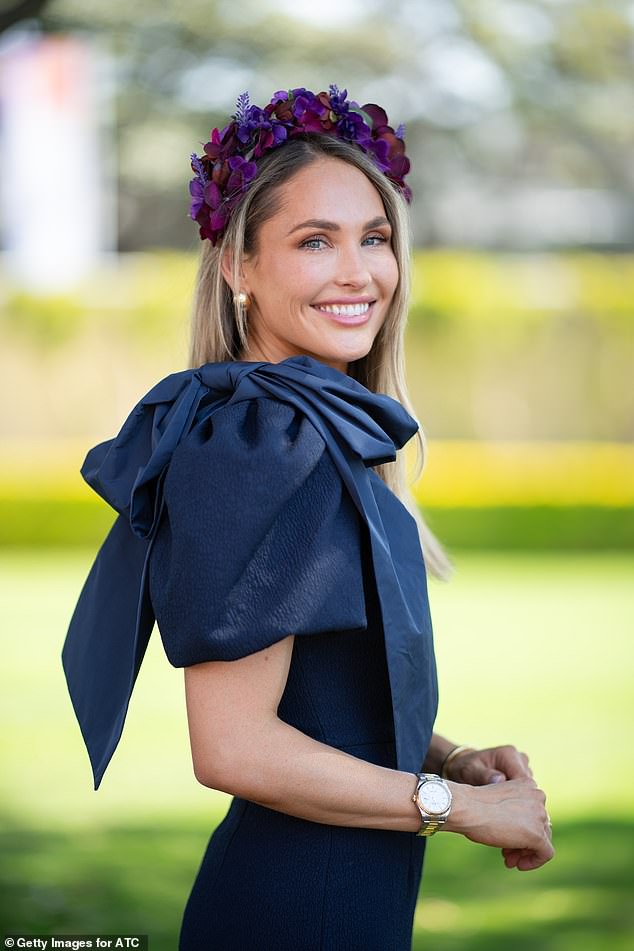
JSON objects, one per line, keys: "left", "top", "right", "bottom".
{"left": 1, "top": 548, "right": 632, "bottom": 949}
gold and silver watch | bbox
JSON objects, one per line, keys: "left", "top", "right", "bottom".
{"left": 411, "top": 772, "right": 453, "bottom": 837}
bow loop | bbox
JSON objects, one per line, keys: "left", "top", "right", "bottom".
{"left": 80, "top": 369, "right": 210, "bottom": 539}
{"left": 251, "top": 358, "right": 418, "bottom": 465}
{"left": 81, "top": 356, "right": 419, "bottom": 539}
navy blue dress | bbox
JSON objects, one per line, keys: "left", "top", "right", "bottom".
{"left": 62, "top": 356, "right": 438, "bottom": 951}
{"left": 147, "top": 397, "right": 429, "bottom": 950}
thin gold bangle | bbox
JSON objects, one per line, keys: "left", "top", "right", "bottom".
{"left": 440, "top": 745, "right": 476, "bottom": 779}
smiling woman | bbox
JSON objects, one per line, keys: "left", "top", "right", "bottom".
{"left": 62, "top": 86, "right": 553, "bottom": 951}
{"left": 224, "top": 159, "right": 399, "bottom": 373}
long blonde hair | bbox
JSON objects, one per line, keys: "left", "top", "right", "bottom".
{"left": 188, "top": 134, "right": 454, "bottom": 582}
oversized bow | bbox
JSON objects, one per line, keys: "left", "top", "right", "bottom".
{"left": 62, "top": 355, "right": 437, "bottom": 789}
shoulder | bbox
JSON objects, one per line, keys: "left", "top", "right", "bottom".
{"left": 164, "top": 396, "right": 330, "bottom": 510}
{"left": 149, "top": 396, "right": 367, "bottom": 665}
{"left": 159, "top": 396, "right": 353, "bottom": 551}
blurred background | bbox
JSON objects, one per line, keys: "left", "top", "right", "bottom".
{"left": 1, "top": 1, "right": 632, "bottom": 949}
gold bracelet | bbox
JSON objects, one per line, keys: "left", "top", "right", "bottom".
{"left": 440, "top": 745, "right": 476, "bottom": 779}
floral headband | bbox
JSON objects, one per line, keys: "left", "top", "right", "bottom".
{"left": 188, "top": 84, "right": 412, "bottom": 245}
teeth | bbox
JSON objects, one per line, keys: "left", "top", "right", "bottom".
{"left": 316, "top": 302, "right": 370, "bottom": 316}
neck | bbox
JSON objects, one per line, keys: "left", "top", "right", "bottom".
{"left": 237, "top": 341, "right": 349, "bottom": 376}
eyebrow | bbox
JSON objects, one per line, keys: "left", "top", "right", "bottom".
{"left": 287, "top": 216, "right": 391, "bottom": 236}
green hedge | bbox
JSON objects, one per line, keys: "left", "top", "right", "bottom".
{"left": 423, "top": 504, "right": 634, "bottom": 551}
{"left": 1, "top": 498, "right": 631, "bottom": 550}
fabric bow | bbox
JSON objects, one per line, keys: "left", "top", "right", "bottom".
{"left": 62, "top": 355, "right": 437, "bottom": 790}
{"left": 80, "top": 355, "right": 418, "bottom": 540}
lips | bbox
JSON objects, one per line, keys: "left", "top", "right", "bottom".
{"left": 312, "top": 300, "right": 375, "bottom": 325}
{"left": 314, "top": 302, "right": 371, "bottom": 317}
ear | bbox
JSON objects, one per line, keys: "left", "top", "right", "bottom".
{"left": 220, "top": 248, "right": 236, "bottom": 292}
{"left": 220, "top": 249, "right": 251, "bottom": 295}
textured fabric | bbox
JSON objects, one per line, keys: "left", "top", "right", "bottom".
{"left": 149, "top": 399, "right": 368, "bottom": 664}
{"left": 61, "top": 354, "right": 438, "bottom": 791}
{"left": 177, "top": 526, "right": 427, "bottom": 951}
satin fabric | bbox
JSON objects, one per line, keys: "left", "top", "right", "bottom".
{"left": 61, "top": 354, "right": 438, "bottom": 789}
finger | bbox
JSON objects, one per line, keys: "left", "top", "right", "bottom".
{"left": 516, "top": 840, "right": 555, "bottom": 871}
{"left": 467, "top": 762, "right": 507, "bottom": 786}
{"left": 516, "top": 851, "right": 551, "bottom": 871}
{"left": 497, "top": 747, "right": 533, "bottom": 780}
{"left": 457, "top": 752, "right": 508, "bottom": 786}
{"left": 502, "top": 848, "right": 521, "bottom": 869}
{"left": 516, "top": 851, "right": 542, "bottom": 871}
{"left": 544, "top": 812, "right": 553, "bottom": 841}
{"left": 506, "top": 746, "right": 533, "bottom": 779}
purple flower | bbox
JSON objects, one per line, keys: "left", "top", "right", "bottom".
{"left": 188, "top": 179, "right": 204, "bottom": 219}
{"left": 203, "top": 180, "right": 223, "bottom": 210}
{"left": 336, "top": 111, "right": 371, "bottom": 143}
{"left": 225, "top": 155, "right": 258, "bottom": 194}
{"left": 234, "top": 104, "right": 268, "bottom": 144}
{"left": 328, "top": 85, "right": 360, "bottom": 117}
{"left": 190, "top": 153, "right": 208, "bottom": 184}
{"left": 189, "top": 84, "right": 412, "bottom": 245}
{"left": 233, "top": 91, "right": 251, "bottom": 123}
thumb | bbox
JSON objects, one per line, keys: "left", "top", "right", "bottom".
{"left": 488, "top": 771, "right": 506, "bottom": 784}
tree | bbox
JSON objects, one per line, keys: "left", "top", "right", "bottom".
{"left": 7, "top": 0, "right": 634, "bottom": 248}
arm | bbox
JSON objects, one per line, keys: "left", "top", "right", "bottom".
{"left": 185, "top": 633, "right": 419, "bottom": 832}
{"left": 184, "top": 635, "right": 554, "bottom": 870}
{"left": 423, "top": 732, "right": 534, "bottom": 784}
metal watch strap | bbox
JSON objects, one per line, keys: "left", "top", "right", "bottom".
{"left": 415, "top": 818, "right": 443, "bottom": 837}
{"left": 411, "top": 772, "right": 451, "bottom": 837}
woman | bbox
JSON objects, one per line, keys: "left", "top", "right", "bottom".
{"left": 63, "top": 86, "right": 554, "bottom": 951}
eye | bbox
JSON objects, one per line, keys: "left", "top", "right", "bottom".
{"left": 362, "top": 232, "right": 389, "bottom": 246}
{"left": 299, "top": 235, "right": 329, "bottom": 251}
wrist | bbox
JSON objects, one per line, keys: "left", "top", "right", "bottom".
{"left": 421, "top": 736, "right": 458, "bottom": 774}
{"left": 440, "top": 744, "right": 477, "bottom": 780}
{"left": 441, "top": 780, "right": 475, "bottom": 833}
{"left": 411, "top": 772, "right": 454, "bottom": 836}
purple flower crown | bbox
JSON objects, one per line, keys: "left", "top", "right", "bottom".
{"left": 188, "top": 85, "right": 412, "bottom": 246}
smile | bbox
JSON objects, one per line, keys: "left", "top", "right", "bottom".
{"left": 314, "top": 302, "right": 371, "bottom": 317}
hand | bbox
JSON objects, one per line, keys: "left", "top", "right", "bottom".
{"left": 446, "top": 777, "right": 554, "bottom": 872}
{"left": 445, "top": 744, "right": 533, "bottom": 786}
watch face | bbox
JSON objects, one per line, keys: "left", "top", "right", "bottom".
{"left": 418, "top": 780, "right": 451, "bottom": 815}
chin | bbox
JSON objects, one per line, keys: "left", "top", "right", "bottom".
{"left": 321, "top": 331, "right": 378, "bottom": 364}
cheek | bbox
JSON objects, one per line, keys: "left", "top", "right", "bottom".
{"left": 262, "top": 254, "right": 316, "bottom": 301}
{"left": 378, "top": 252, "right": 399, "bottom": 295}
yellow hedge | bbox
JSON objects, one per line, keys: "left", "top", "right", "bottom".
{"left": 1, "top": 439, "right": 632, "bottom": 508}
{"left": 410, "top": 440, "right": 634, "bottom": 507}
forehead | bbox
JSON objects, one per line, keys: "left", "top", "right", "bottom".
{"left": 270, "top": 157, "right": 386, "bottom": 225}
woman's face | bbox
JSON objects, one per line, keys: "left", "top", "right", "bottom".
{"left": 234, "top": 157, "right": 399, "bottom": 374}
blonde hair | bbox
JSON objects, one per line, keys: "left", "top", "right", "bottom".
{"left": 188, "top": 135, "right": 454, "bottom": 582}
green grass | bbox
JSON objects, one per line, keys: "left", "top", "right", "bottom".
{"left": 415, "top": 819, "right": 634, "bottom": 950}
{"left": 1, "top": 549, "right": 632, "bottom": 947}
{"left": 1, "top": 812, "right": 631, "bottom": 951}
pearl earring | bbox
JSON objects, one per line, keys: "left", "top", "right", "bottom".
{"left": 233, "top": 291, "right": 251, "bottom": 310}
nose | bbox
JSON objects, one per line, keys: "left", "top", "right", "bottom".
{"left": 333, "top": 241, "right": 372, "bottom": 289}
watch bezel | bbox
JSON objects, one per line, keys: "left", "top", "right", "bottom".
{"left": 415, "top": 776, "right": 452, "bottom": 816}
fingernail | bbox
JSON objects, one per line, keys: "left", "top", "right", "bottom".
{"left": 490, "top": 773, "right": 505, "bottom": 783}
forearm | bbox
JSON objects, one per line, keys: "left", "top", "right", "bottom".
{"left": 197, "top": 719, "right": 554, "bottom": 870}
{"left": 200, "top": 715, "right": 422, "bottom": 833}
{"left": 421, "top": 732, "right": 459, "bottom": 774}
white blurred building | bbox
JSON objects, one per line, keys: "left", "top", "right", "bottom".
{"left": 0, "top": 30, "right": 115, "bottom": 292}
